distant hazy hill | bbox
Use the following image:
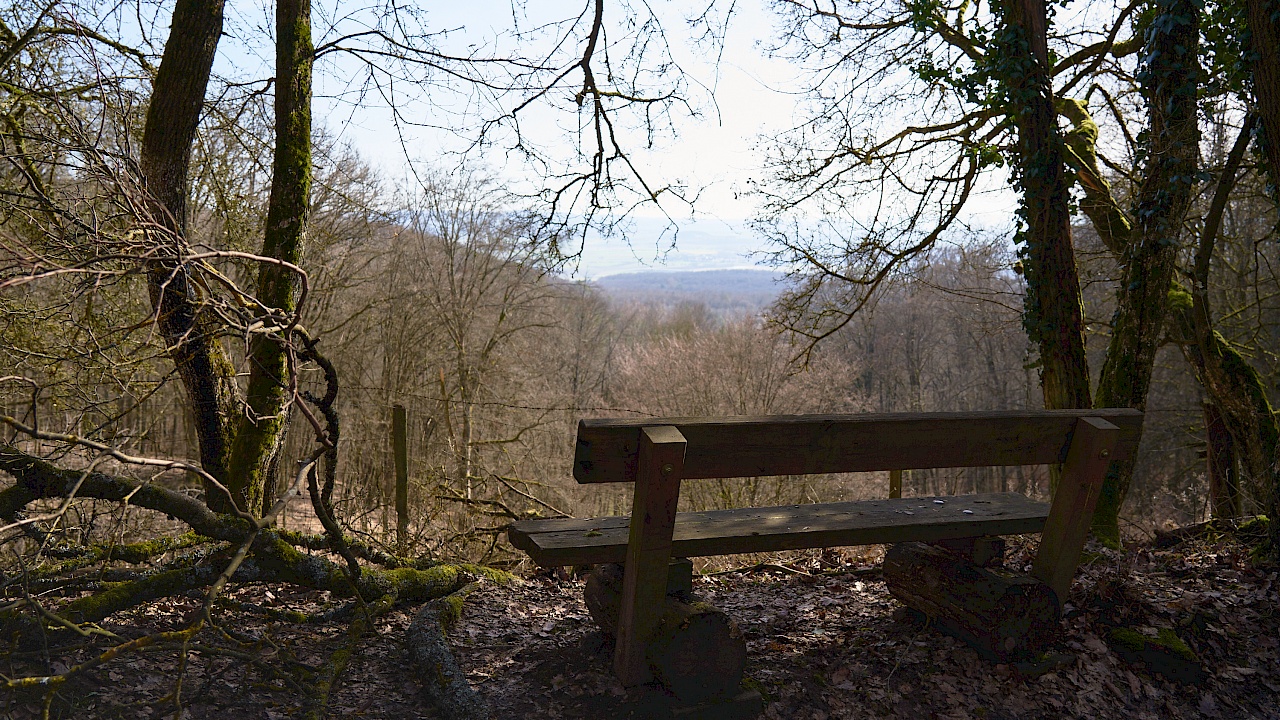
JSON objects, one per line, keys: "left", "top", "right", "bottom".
{"left": 594, "top": 268, "right": 783, "bottom": 316}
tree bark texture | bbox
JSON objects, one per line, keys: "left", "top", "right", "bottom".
{"left": 585, "top": 563, "right": 746, "bottom": 705}
{"left": 1246, "top": 0, "right": 1280, "bottom": 196}
{"left": 1092, "top": 0, "right": 1201, "bottom": 545}
{"left": 1168, "top": 292, "right": 1279, "bottom": 528}
{"left": 883, "top": 542, "right": 1061, "bottom": 662}
{"left": 1000, "top": 0, "right": 1092, "bottom": 413}
{"left": 1203, "top": 402, "right": 1241, "bottom": 519}
{"left": 1235, "top": 0, "right": 1280, "bottom": 553}
{"left": 140, "top": 0, "right": 239, "bottom": 510}
{"left": 226, "top": 0, "right": 314, "bottom": 514}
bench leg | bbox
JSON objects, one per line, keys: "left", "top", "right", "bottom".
{"left": 614, "top": 425, "right": 687, "bottom": 686}
{"left": 1032, "top": 416, "right": 1120, "bottom": 602}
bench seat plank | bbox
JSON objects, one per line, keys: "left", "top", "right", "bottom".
{"left": 509, "top": 492, "right": 1049, "bottom": 567}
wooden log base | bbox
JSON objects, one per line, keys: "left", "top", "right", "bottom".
{"left": 883, "top": 542, "right": 1061, "bottom": 662}
{"left": 586, "top": 563, "right": 747, "bottom": 704}
{"left": 928, "top": 536, "right": 1006, "bottom": 567}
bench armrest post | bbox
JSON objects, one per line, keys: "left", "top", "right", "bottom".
{"left": 1032, "top": 416, "right": 1120, "bottom": 602}
{"left": 614, "top": 425, "right": 687, "bottom": 686}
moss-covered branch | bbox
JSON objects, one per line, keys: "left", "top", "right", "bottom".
{"left": 0, "top": 445, "right": 480, "bottom": 640}
{"left": 1057, "top": 97, "right": 1133, "bottom": 253}
{"left": 0, "top": 444, "right": 238, "bottom": 540}
{"left": 407, "top": 582, "right": 490, "bottom": 720}
{"left": 277, "top": 528, "right": 431, "bottom": 570}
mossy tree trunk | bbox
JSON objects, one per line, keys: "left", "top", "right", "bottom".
{"left": 1092, "top": 0, "right": 1202, "bottom": 546}
{"left": 1242, "top": 0, "right": 1280, "bottom": 555}
{"left": 139, "top": 0, "right": 240, "bottom": 511}
{"left": 1169, "top": 301, "right": 1280, "bottom": 523}
{"left": 226, "top": 0, "right": 313, "bottom": 515}
{"left": 140, "top": 0, "right": 313, "bottom": 515}
{"left": 999, "top": 0, "right": 1093, "bottom": 415}
{"left": 1165, "top": 116, "right": 1277, "bottom": 529}
{"left": 1061, "top": 83, "right": 1278, "bottom": 553}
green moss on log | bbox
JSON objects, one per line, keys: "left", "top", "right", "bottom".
{"left": 1156, "top": 628, "right": 1198, "bottom": 662}
{"left": 456, "top": 563, "right": 515, "bottom": 585}
{"left": 1108, "top": 626, "right": 1148, "bottom": 652}
{"left": 1109, "top": 626, "right": 1198, "bottom": 662}
{"left": 1240, "top": 515, "right": 1270, "bottom": 534}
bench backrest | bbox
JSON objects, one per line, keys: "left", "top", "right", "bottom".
{"left": 573, "top": 409, "right": 1144, "bottom": 484}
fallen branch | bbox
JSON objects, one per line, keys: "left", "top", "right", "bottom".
{"left": 0, "top": 445, "right": 471, "bottom": 641}
{"left": 305, "top": 593, "right": 398, "bottom": 720}
{"left": 407, "top": 581, "right": 489, "bottom": 720}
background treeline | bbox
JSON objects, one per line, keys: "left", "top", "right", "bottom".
{"left": 8, "top": 132, "right": 1268, "bottom": 565}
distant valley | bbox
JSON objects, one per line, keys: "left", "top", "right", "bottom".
{"left": 593, "top": 268, "right": 784, "bottom": 317}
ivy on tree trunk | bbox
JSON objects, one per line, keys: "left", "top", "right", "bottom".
{"left": 997, "top": 0, "right": 1093, "bottom": 414}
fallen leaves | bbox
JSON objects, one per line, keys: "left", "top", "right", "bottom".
{"left": 3, "top": 531, "right": 1276, "bottom": 719}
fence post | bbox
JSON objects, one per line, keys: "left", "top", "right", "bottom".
{"left": 392, "top": 404, "right": 408, "bottom": 555}
{"left": 889, "top": 469, "right": 902, "bottom": 499}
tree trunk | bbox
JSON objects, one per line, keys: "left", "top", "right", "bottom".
{"left": 1246, "top": 0, "right": 1280, "bottom": 198}
{"left": 883, "top": 542, "right": 1060, "bottom": 662}
{"left": 139, "top": 0, "right": 238, "bottom": 509}
{"left": 226, "top": 0, "right": 314, "bottom": 514}
{"left": 584, "top": 563, "right": 746, "bottom": 705}
{"left": 1203, "top": 402, "right": 1241, "bottom": 519}
{"left": 1244, "top": 0, "right": 1280, "bottom": 557}
{"left": 1092, "top": 0, "right": 1201, "bottom": 546}
{"left": 1169, "top": 293, "right": 1279, "bottom": 530}
{"left": 1000, "top": 0, "right": 1092, "bottom": 415}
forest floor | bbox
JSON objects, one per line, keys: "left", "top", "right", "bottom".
{"left": 5, "top": 528, "right": 1278, "bottom": 719}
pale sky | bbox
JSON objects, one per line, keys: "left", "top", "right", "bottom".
{"left": 304, "top": 1, "right": 803, "bottom": 276}
{"left": 210, "top": 0, "right": 1021, "bottom": 278}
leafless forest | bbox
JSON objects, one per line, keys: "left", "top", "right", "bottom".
{"left": 1, "top": 0, "right": 1279, "bottom": 717}
{"left": 10, "top": 153, "right": 1273, "bottom": 564}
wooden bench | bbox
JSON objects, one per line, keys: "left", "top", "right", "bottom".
{"left": 509, "top": 409, "right": 1142, "bottom": 686}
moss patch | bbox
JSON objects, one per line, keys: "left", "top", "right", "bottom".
{"left": 457, "top": 563, "right": 516, "bottom": 586}
{"left": 1107, "top": 626, "right": 1147, "bottom": 653}
{"left": 1156, "top": 628, "right": 1198, "bottom": 662}
{"left": 1107, "top": 626, "right": 1205, "bottom": 684}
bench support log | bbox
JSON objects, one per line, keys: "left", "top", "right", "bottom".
{"left": 615, "top": 426, "right": 687, "bottom": 686}
{"left": 586, "top": 563, "right": 747, "bottom": 704}
{"left": 884, "top": 541, "right": 1060, "bottom": 661}
{"left": 1032, "top": 416, "right": 1120, "bottom": 601}
{"left": 929, "top": 536, "right": 1005, "bottom": 567}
